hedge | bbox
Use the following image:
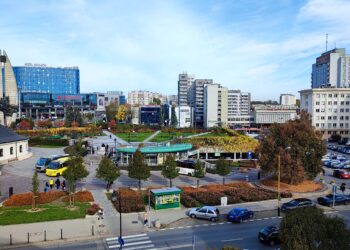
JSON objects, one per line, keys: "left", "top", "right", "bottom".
{"left": 86, "top": 203, "right": 100, "bottom": 215}
{"left": 29, "top": 137, "right": 69, "bottom": 146}
{"left": 62, "top": 191, "right": 94, "bottom": 202}
{"left": 112, "top": 188, "right": 145, "bottom": 213}
{"left": 3, "top": 191, "right": 66, "bottom": 207}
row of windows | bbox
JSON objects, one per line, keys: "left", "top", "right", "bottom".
{"left": 316, "top": 116, "right": 350, "bottom": 120}
{"left": 321, "top": 131, "right": 350, "bottom": 135}
{"left": 315, "top": 93, "right": 350, "bottom": 98}
{"left": 0, "top": 145, "right": 23, "bottom": 157}
{"left": 315, "top": 108, "right": 350, "bottom": 113}
{"left": 315, "top": 123, "right": 350, "bottom": 128}
{"left": 315, "top": 101, "right": 350, "bottom": 105}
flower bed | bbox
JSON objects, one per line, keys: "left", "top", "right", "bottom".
{"left": 62, "top": 191, "right": 94, "bottom": 202}
{"left": 3, "top": 191, "right": 66, "bottom": 207}
{"left": 86, "top": 203, "right": 100, "bottom": 215}
{"left": 180, "top": 182, "right": 292, "bottom": 207}
{"left": 112, "top": 188, "right": 145, "bottom": 213}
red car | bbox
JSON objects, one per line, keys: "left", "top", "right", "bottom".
{"left": 333, "top": 170, "right": 350, "bottom": 179}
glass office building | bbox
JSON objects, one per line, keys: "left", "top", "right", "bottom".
{"left": 140, "top": 106, "right": 161, "bottom": 126}
{"left": 13, "top": 65, "right": 80, "bottom": 94}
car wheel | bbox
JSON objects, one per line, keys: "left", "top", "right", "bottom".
{"left": 344, "top": 201, "right": 349, "bottom": 205}
{"left": 210, "top": 217, "right": 216, "bottom": 222}
{"left": 250, "top": 214, "right": 253, "bottom": 219}
{"left": 190, "top": 214, "right": 196, "bottom": 219}
{"left": 270, "top": 240, "right": 275, "bottom": 246}
{"left": 239, "top": 218, "right": 243, "bottom": 223}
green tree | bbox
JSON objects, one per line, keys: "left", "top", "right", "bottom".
{"left": 159, "top": 105, "right": 164, "bottom": 127}
{"left": 63, "top": 156, "right": 89, "bottom": 206}
{"left": 106, "top": 100, "right": 119, "bottom": 122}
{"left": 161, "top": 155, "right": 179, "bottom": 187}
{"left": 152, "top": 97, "right": 161, "bottom": 105}
{"left": 65, "top": 106, "right": 83, "bottom": 127}
{"left": 96, "top": 157, "right": 120, "bottom": 191}
{"left": 171, "top": 106, "right": 178, "bottom": 128}
{"left": 216, "top": 158, "right": 230, "bottom": 184}
{"left": 0, "top": 96, "right": 18, "bottom": 126}
{"left": 280, "top": 207, "right": 350, "bottom": 250}
{"left": 31, "top": 169, "right": 39, "bottom": 210}
{"left": 257, "top": 112, "right": 326, "bottom": 184}
{"left": 128, "top": 149, "right": 151, "bottom": 190}
{"left": 193, "top": 159, "right": 206, "bottom": 188}
{"left": 116, "top": 105, "right": 127, "bottom": 122}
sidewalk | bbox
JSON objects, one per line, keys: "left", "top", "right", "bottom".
{"left": 143, "top": 130, "right": 161, "bottom": 143}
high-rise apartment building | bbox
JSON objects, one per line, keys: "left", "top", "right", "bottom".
{"left": 204, "top": 84, "right": 228, "bottom": 128}
{"left": 300, "top": 88, "right": 350, "bottom": 139}
{"left": 312, "top": 48, "right": 350, "bottom": 88}
{"left": 128, "top": 91, "right": 166, "bottom": 106}
{"left": 227, "top": 90, "right": 251, "bottom": 127}
{"left": 191, "top": 79, "right": 214, "bottom": 127}
{"left": 178, "top": 73, "right": 195, "bottom": 106}
{"left": 280, "top": 94, "right": 296, "bottom": 106}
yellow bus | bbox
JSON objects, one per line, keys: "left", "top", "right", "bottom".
{"left": 45, "top": 156, "right": 71, "bottom": 177}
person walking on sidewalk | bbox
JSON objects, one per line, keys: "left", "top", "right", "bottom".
{"left": 44, "top": 182, "right": 49, "bottom": 192}
{"left": 49, "top": 178, "right": 54, "bottom": 190}
{"left": 143, "top": 211, "right": 148, "bottom": 226}
{"left": 61, "top": 180, "right": 66, "bottom": 191}
{"left": 55, "top": 178, "right": 61, "bottom": 190}
{"left": 98, "top": 207, "right": 104, "bottom": 220}
{"left": 341, "top": 183, "right": 346, "bottom": 194}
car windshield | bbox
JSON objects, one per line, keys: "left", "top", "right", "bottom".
{"left": 36, "top": 158, "right": 49, "bottom": 166}
{"left": 326, "top": 194, "right": 334, "bottom": 199}
{"left": 260, "top": 227, "right": 276, "bottom": 236}
{"left": 288, "top": 200, "right": 299, "bottom": 205}
{"left": 47, "top": 162, "right": 60, "bottom": 170}
{"left": 230, "top": 209, "right": 244, "bottom": 215}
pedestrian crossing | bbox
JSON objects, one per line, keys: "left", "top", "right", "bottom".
{"left": 106, "top": 233, "right": 156, "bottom": 250}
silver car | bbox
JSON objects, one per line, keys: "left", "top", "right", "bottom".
{"left": 188, "top": 206, "right": 220, "bottom": 222}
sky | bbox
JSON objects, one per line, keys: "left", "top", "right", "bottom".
{"left": 1, "top": 0, "right": 350, "bottom": 100}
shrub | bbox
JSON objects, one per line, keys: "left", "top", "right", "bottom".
{"left": 86, "top": 203, "right": 100, "bottom": 215}
{"left": 112, "top": 188, "right": 145, "bottom": 213}
{"left": 190, "top": 191, "right": 224, "bottom": 206}
{"left": 225, "top": 182, "right": 252, "bottom": 189}
{"left": 29, "top": 137, "right": 69, "bottom": 146}
{"left": 3, "top": 191, "right": 66, "bottom": 207}
{"left": 181, "top": 194, "right": 201, "bottom": 208}
{"left": 62, "top": 191, "right": 94, "bottom": 202}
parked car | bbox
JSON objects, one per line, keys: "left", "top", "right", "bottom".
{"left": 227, "top": 208, "right": 254, "bottom": 222}
{"left": 323, "top": 160, "right": 333, "bottom": 167}
{"left": 317, "top": 194, "right": 350, "bottom": 206}
{"left": 35, "top": 157, "right": 52, "bottom": 172}
{"left": 330, "top": 162, "right": 345, "bottom": 169}
{"left": 333, "top": 170, "right": 350, "bottom": 179}
{"left": 188, "top": 206, "right": 220, "bottom": 221}
{"left": 337, "top": 155, "right": 347, "bottom": 161}
{"left": 281, "top": 198, "right": 315, "bottom": 212}
{"left": 258, "top": 225, "right": 280, "bottom": 246}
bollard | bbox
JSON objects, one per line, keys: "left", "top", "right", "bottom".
{"left": 10, "top": 234, "right": 12, "bottom": 245}
{"left": 60, "top": 229, "right": 63, "bottom": 239}
{"left": 44, "top": 230, "right": 46, "bottom": 241}
{"left": 92, "top": 225, "right": 94, "bottom": 236}
{"left": 27, "top": 232, "right": 29, "bottom": 243}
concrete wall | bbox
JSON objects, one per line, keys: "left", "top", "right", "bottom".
{"left": 0, "top": 140, "right": 30, "bottom": 164}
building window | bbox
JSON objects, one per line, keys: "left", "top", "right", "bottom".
{"left": 329, "top": 94, "right": 332, "bottom": 98}
{"left": 328, "top": 101, "right": 332, "bottom": 105}
{"left": 328, "top": 116, "right": 332, "bottom": 120}
{"left": 316, "top": 109, "right": 320, "bottom": 113}
{"left": 316, "top": 101, "right": 320, "bottom": 105}
{"left": 10, "top": 147, "right": 13, "bottom": 155}
{"left": 19, "top": 145, "right": 23, "bottom": 153}
{"left": 341, "top": 94, "right": 345, "bottom": 98}
{"left": 321, "top": 116, "right": 325, "bottom": 120}
{"left": 333, "top": 123, "right": 337, "bottom": 128}
{"left": 340, "top": 109, "right": 344, "bottom": 112}
{"left": 0, "top": 148, "right": 3, "bottom": 157}
{"left": 341, "top": 101, "right": 345, "bottom": 105}
{"left": 334, "top": 94, "right": 338, "bottom": 98}
{"left": 333, "top": 116, "right": 337, "bottom": 120}
{"left": 334, "top": 101, "right": 338, "bottom": 105}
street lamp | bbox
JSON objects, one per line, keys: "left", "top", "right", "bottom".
{"left": 112, "top": 190, "right": 123, "bottom": 249}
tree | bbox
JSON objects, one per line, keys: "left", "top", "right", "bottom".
{"left": 161, "top": 155, "right": 179, "bottom": 187}
{"left": 116, "top": 105, "right": 127, "bottom": 122}
{"left": 0, "top": 96, "right": 17, "bottom": 126}
{"left": 152, "top": 97, "right": 161, "bottom": 105}
{"left": 62, "top": 156, "right": 89, "bottom": 206}
{"left": 257, "top": 112, "right": 326, "bottom": 184}
{"left": 31, "top": 169, "right": 39, "bottom": 210}
{"left": 96, "top": 157, "right": 120, "bottom": 191}
{"left": 65, "top": 106, "right": 83, "bottom": 127}
{"left": 106, "top": 100, "right": 119, "bottom": 122}
{"left": 193, "top": 159, "right": 206, "bottom": 187}
{"left": 18, "top": 119, "right": 33, "bottom": 130}
{"left": 216, "top": 158, "right": 230, "bottom": 185}
{"left": 159, "top": 105, "right": 164, "bottom": 127}
{"left": 171, "top": 106, "right": 178, "bottom": 128}
{"left": 280, "top": 207, "right": 350, "bottom": 250}
{"left": 128, "top": 149, "right": 151, "bottom": 190}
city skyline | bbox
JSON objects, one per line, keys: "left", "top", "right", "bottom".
{"left": 1, "top": 0, "right": 350, "bottom": 100}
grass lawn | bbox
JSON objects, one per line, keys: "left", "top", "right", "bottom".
{"left": 31, "top": 145, "right": 65, "bottom": 148}
{"left": 115, "top": 132, "right": 154, "bottom": 142}
{"left": 0, "top": 202, "right": 90, "bottom": 225}
{"left": 150, "top": 132, "right": 195, "bottom": 142}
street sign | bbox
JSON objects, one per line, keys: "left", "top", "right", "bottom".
{"left": 118, "top": 236, "right": 124, "bottom": 246}
{"left": 248, "top": 151, "right": 253, "bottom": 159}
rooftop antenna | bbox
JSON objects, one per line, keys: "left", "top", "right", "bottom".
{"left": 325, "top": 33, "right": 328, "bottom": 52}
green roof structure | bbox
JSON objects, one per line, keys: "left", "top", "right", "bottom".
{"left": 117, "top": 143, "right": 192, "bottom": 154}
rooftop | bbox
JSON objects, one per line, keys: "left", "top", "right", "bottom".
{"left": 0, "top": 125, "right": 27, "bottom": 144}
{"left": 117, "top": 143, "right": 192, "bottom": 154}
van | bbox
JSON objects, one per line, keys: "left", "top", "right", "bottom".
{"left": 45, "top": 157, "right": 71, "bottom": 177}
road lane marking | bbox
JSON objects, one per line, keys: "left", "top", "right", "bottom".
{"left": 222, "top": 238, "right": 244, "bottom": 242}
{"left": 109, "top": 240, "right": 152, "bottom": 248}
{"left": 106, "top": 233, "right": 147, "bottom": 241}
{"left": 156, "top": 244, "right": 193, "bottom": 250}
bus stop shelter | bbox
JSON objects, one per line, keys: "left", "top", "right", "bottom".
{"left": 150, "top": 187, "right": 182, "bottom": 210}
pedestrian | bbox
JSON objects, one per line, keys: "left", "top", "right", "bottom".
{"left": 49, "top": 178, "right": 54, "bottom": 190}
{"left": 61, "top": 180, "right": 66, "bottom": 191}
{"left": 143, "top": 211, "right": 148, "bottom": 226}
{"left": 44, "top": 182, "right": 49, "bottom": 193}
{"left": 257, "top": 171, "right": 261, "bottom": 180}
{"left": 98, "top": 207, "right": 104, "bottom": 220}
{"left": 55, "top": 178, "right": 61, "bottom": 190}
{"left": 341, "top": 183, "right": 346, "bottom": 194}
{"left": 110, "top": 134, "right": 112, "bottom": 139}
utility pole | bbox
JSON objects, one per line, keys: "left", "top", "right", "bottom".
{"left": 277, "top": 153, "right": 281, "bottom": 216}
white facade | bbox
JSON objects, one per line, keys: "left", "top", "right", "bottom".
{"left": 178, "top": 73, "right": 195, "bottom": 107}
{"left": 280, "top": 94, "right": 296, "bottom": 106}
{"left": 227, "top": 90, "right": 251, "bottom": 127}
{"left": 175, "top": 106, "right": 192, "bottom": 128}
{"left": 204, "top": 84, "right": 228, "bottom": 128}
{"left": 252, "top": 105, "right": 297, "bottom": 124}
{"left": 0, "top": 140, "right": 30, "bottom": 164}
{"left": 131, "top": 106, "right": 140, "bottom": 125}
{"left": 300, "top": 88, "right": 350, "bottom": 139}
{"left": 128, "top": 91, "right": 166, "bottom": 106}
{"left": 312, "top": 48, "right": 350, "bottom": 88}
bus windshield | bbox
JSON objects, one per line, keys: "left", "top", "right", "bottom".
{"left": 36, "top": 158, "right": 50, "bottom": 166}
{"left": 47, "top": 162, "right": 60, "bottom": 170}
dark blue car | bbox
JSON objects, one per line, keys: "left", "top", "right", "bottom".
{"left": 227, "top": 208, "right": 254, "bottom": 223}
{"left": 317, "top": 194, "right": 350, "bottom": 206}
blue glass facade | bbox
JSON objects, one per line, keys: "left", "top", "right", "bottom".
{"left": 140, "top": 106, "right": 161, "bottom": 126}
{"left": 13, "top": 66, "right": 80, "bottom": 94}
{"left": 119, "top": 95, "right": 126, "bottom": 105}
